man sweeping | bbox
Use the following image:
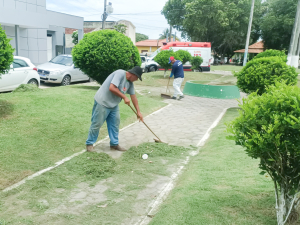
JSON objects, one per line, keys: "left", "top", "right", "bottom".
{"left": 169, "top": 56, "right": 185, "bottom": 100}
{"left": 86, "top": 66, "right": 144, "bottom": 152}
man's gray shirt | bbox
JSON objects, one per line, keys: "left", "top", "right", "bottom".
{"left": 94, "top": 69, "right": 135, "bottom": 108}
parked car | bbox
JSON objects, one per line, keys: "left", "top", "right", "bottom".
{"left": 140, "top": 55, "right": 158, "bottom": 73}
{"left": 0, "top": 56, "right": 40, "bottom": 92}
{"left": 140, "top": 56, "right": 149, "bottom": 73}
{"left": 37, "top": 55, "right": 90, "bottom": 85}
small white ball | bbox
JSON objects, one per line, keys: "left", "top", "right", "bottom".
{"left": 142, "top": 154, "right": 148, "bottom": 159}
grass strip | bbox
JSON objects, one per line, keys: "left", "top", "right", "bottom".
{"left": 149, "top": 108, "right": 276, "bottom": 225}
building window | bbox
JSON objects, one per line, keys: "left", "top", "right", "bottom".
{"left": 56, "top": 45, "right": 64, "bottom": 56}
{"left": 141, "top": 50, "right": 148, "bottom": 53}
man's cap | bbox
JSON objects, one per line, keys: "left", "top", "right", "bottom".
{"left": 128, "top": 66, "right": 143, "bottom": 81}
{"left": 168, "top": 56, "right": 175, "bottom": 64}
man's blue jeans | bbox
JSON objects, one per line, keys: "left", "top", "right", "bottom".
{"left": 86, "top": 100, "right": 120, "bottom": 146}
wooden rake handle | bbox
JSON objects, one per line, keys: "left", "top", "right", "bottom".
{"left": 128, "top": 105, "right": 162, "bottom": 142}
{"left": 166, "top": 77, "right": 171, "bottom": 94}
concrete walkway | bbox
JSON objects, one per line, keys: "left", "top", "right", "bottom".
{"left": 89, "top": 90, "right": 242, "bottom": 224}
{"left": 94, "top": 92, "right": 240, "bottom": 158}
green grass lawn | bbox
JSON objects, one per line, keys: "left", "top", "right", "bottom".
{"left": 211, "top": 64, "right": 243, "bottom": 72}
{"left": 0, "top": 84, "right": 166, "bottom": 190}
{"left": 136, "top": 71, "right": 222, "bottom": 87}
{"left": 149, "top": 108, "right": 276, "bottom": 225}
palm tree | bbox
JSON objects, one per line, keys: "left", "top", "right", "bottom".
{"left": 159, "top": 28, "right": 180, "bottom": 41}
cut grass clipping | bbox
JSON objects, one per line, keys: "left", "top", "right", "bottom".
{"left": 0, "top": 143, "right": 192, "bottom": 225}
{"left": 13, "top": 84, "right": 40, "bottom": 93}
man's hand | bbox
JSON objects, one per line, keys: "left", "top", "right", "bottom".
{"left": 137, "top": 112, "right": 144, "bottom": 122}
{"left": 124, "top": 96, "right": 130, "bottom": 105}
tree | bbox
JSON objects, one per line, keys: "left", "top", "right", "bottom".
{"left": 176, "top": 50, "right": 192, "bottom": 64}
{"left": 136, "top": 33, "right": 149, "bottom": 42}
{"left": 114, "top": 24, "right": 127, "bottom": 34}
{"left": 0, "top": 25, "right": 14, "bottom": 79}
{"left": 72, "top": 30, "right": 78, "bottom": 45}
{"left": 190, "top": 56, "right": 203, "bottom": 70}
{"left": 261, "top": 0, "right": 297, "bottom": 50}
{"left": 161, "top": 0, "right": 188, "bottom": 38}
{"left": 154, "top": 50, "right": 181, "bottom": 77}
{"left": 227, "top": 82, "right": 300, "bottom": 225}
{"left": 159, "top": 28, "right": 180, "bottom": 41}
{"left": 72, "top": 30, "right": 141, "bottom": 84}
{"left": 162, "top": 0, "right": 263, "bottom": 58}
{"left": 234, "top": 56, "right": 297, "bottom": 95}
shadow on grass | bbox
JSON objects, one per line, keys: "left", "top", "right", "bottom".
{"left": 0, "top": 100, "right": 14, "bottom": 119}
{"left": 69, "top": 85, "right": 100, "bottom": 91}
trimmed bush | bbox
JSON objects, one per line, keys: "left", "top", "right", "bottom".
{"left": 227, "top": 82, "right": 300, "bottom": 224}
{"left": 254, "top": 49, "right": 287, "bottom": 62}
{"left": 176, "top": 50, "right": 192, "bottom": 64}
{"left": 0, "top": 25, "right": 14, "bottom": 78}
{"left": 234, "top": 56, "right": 297, "bottom": 95}
{"left": 154, "top": 49, "right": 182, "bottom": 77}
{"left": 72, "top": 30, "right": 141, "bottom": 84}
{"left": 190, "top": 56, "right": 203, "bottom": 70}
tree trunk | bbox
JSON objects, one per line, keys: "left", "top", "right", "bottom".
{"left": 276, "top": 184, "right": 299, "bottom": 225}
{"left": 164, "top": 69, "right": 167, "bottom": 77}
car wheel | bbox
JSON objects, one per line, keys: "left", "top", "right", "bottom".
{"left": 61, "top": 75, "right": 71, "bottom": 86}
{"left": 27, "top": 79, "right": 38, "bottom": 86}
{"left": 149, "top": 66, "right": 156, "bottom": 72}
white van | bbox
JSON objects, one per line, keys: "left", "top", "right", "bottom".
{"left": 146, "top": 42, "right": 212, "bottom": 72}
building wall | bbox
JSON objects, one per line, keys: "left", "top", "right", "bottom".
{"left": 83, "top": 20, "right": 136, "bottom": 44}
{"left": 137, "top": 46, "right": 159, "bottom": 54}
{"left": 117, "top": 20, "right": 136, "bottom": 44}
{"left": 0, "top": 0, "right": 83, "bottom": 65}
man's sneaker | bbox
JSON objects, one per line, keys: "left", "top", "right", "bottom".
{"left": 110, "top": 145, "right": 126, "bottom": 151}
{"left": 86, "top": 145, "right": 95, "bottom": 152}
{"left": 171, "top": 96, "right": 177, "bottom": 100}
{"left": 178, "top": 95, "right": 184, "bottom": 100}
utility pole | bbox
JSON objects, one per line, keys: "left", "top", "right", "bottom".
{"left": 169, "top": 25, "right": 172, "bottom": 42}
{"left": 243, "top": 0, "right": 255, "bottom": 66}
{"left": 102, "top": 0, "right": 107, "bottom": 30}
{"left": 287, "top": 0, "right": 300, "bottom": 67}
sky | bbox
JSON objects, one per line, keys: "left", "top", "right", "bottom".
{"left": 46, "top": 0, "right": 180, "bottom": 40}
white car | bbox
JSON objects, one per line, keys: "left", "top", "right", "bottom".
{"left": 37, "top": 55, "right": 90, "bottom": 85}
{"left": 0, "top": 56, "right": 40, "bottom": 92}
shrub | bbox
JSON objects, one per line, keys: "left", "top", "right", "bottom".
{"left": 0, "top": 25, "right": 14, "bottom": 79}
{"left": 234, "top": 56, "right": 297, "bottom": 95}
{"left": 254, "top": 49, "right": 287, "bottom": 62}
{"left": 72, "top": 30, "right": 141, "bottom": 84}
{"left": 72, "top": 30, "right": 78, "bottom": 45}
{"left": 13, "top": 84, "right": 40, "bottom": 93}
{"left": 154, "top": 49, "right": 182, "bottom": 77}
{"left": 227, "top": 82, "right": 300, "bottom": 225}
{"left": 176, "top": 50, "right": 192, "bottom": 64}
{"left": 190, "top": 56, "right": 203, "bottom": 70}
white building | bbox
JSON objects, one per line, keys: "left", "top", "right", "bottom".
{"left": 0, "top": 0, "right": 84, "bottom": 65}
{"left": 65, "top": 20, "right": 136, "bottom": 52}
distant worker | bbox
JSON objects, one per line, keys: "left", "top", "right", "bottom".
{"left": 168, "top": 56, "right": 184, "bottom": 100}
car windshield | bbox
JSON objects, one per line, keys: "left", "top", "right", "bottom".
{"left": 149, "top": 48, "right": 161, "bottom": 58}
{"left": 50, "top": 55, "right": 73, "bottom": 66}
